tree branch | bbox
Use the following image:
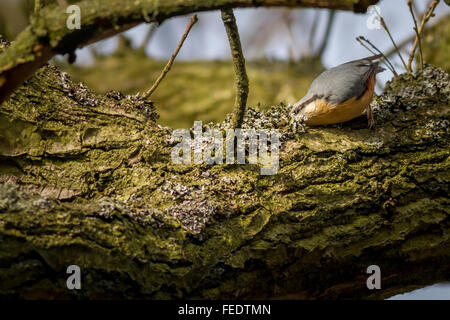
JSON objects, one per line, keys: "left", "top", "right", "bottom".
{"left": 0, "top": 0, "right": 379, "bottom": 104}
{"left": 407, "top": 0, "right": 423, "bottom": 72}
{"left": 315, "top": 10, "right": 336, "bottom": 58}
{"left": 0, "top": 64, "right": 448, "bottom": 299}
{"left": 139, "top": 23, "right": 158, "bottom": 53}
{"left": 221, "top": 9, "right": 249, "bottom": 129}
{"left": 383, "top": 12, "right": 448, "bottom": 59}
{"left": 407, "top": 0, "right": 440, "bottom": 72}
{"left": 144, "top": 15, "right": 198, "bottom": 99}
{"left": 380, "top": 17, "right": 408, "bottom": 71}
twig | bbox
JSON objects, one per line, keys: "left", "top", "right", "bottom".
{"left": 410, "top": 0, "right": 420, "bottom": 18}
{"left": 140, "top": 23, "right": 158, "bottom": 52}
{"left": 144, "top": 14, "right": 198, "bottom": 99}
{"left": 221, "top": 8, "right": 249, "bottom": 129}
{"left": 284, "top": 11, "right": 299, "bottom": 62}
{"left": 407, "top": 0, "right": 440, "bottom": 72}
{"left": 89, "top": 46, "right": 100, "bottom": 60}
{"left": 384, "top": 35, "right": 416, "bottom": 58}
{"left": 380, "top": 17, "right": 408, "bottom": 71}
{"left": 315, "top": 10, "right": 336, "bottom": 58}
{"left": 407, "top": 0, "right": 423, "bottom": 71}
{"left": 356, "top": 37, "right": 377, "bottom": 55}
{"left": 384, "top": 12, "right": 448, "bottom": 58}
{"left": 356, "top": 36, "right": 398, "bottom": 77}
{"left": 308, "top": 11, "right": 320, "bottom": 56}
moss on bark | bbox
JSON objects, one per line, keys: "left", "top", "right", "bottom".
{"left": 0, "top": 62, "right": 448, "bottom": 299}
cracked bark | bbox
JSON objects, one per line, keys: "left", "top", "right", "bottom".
{"left": 0, "top": 63, "right": 448, "bottom": 299}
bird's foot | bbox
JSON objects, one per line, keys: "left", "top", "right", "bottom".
{"left": 367, "top": 105, "right": 375, "bottom": 128}
{"left": 290, "top": 119, "right": 307, "bottom": 134}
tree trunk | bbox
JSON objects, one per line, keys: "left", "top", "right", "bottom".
{"left": 0, "top": 63, "right": 448, "bottom": 299}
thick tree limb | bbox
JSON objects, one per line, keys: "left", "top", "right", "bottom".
{"left": 0, "top": 64, "right": 448, "bottom": 299}
{"left": 0, "top": 0, "right": 379, "bottom": 104}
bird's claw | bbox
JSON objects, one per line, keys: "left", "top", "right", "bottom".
{"left": 367, "top": 105, "right": 375, "bottom": 129}
{"left": 290, "top": 118, "right": 307, "bottom": 134}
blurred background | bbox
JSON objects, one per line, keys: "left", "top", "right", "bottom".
{"left": 1, "top": 0, "right": 449, "bottom": 299}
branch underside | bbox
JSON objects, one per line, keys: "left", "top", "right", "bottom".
{"left": 0, "top": 64, "right": 448, "bottom": 299}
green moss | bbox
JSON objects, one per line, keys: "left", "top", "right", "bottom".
{"left": 0, "top": 59, "right": 448, "bottom": 299}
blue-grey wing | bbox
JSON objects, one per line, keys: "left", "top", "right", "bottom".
{"left": 307, "top": 63, "right": 374, "bottom": 106}
{"left": 292, "top": 55, "right": 383, "bottom": 113}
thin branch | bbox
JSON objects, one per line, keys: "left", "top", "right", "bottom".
{"left": 246, "top": 11, "right": 284, "bottom": 57}
{"left": 407, "top": 0, "right": 423, "bottom": 71}
{"left": 384, "top": 12, "right": 448, "bottom": 58}
{"left": 140, "top": 23, "right": 158, "bottom": 52}
{"left": 89, "top": 46, "right": 100, "bottom": 60}
{"left": 380, "top": 17, "right": 408, "bottom": 71}
{"left": 410, "top": 0, "right": 420, "bottom": 19}
{"left": 356, "top": 38, "right": 377, "bottom": 55}
{"left": 283, "top": 10, "right": 299, "bottom": 61}
{"left": 356, "top": 36, "right": 398, "bottom": 77}
{"left": 315, "top": 10, "right": 336, "bottom": 58}
{"left": 144, "top": 14, "right": 198, "bottom": 99}
{"left": 407, "top": 0, "right": 440, "bottom": 71}
{"left": 221, "top": 8, "right": 249, "bottom": 129}
{"left": 308, "top": 11, "right": 320, "bottom": 56}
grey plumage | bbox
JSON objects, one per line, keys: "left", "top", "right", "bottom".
{"left": 292, "top": 54, "right": 385, "bottom": 113}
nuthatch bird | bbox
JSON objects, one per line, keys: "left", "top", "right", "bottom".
{"left": 291, "top": 54, "right": 385, "bottom": 128}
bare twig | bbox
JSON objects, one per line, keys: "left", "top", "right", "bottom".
{"left": 140, "top": 23, "right": 158, "bottom": 52}
{"left": 221, "top": 8, "right": 249, "bottom": 129}
{"left": 315, "top": 10, "right": 336, "bottom": 58}
{"left": 407, "top": 0, "right": 440, "bottom": 71}
{"left": 356, "top": 36, "right": 398, "bottom": 77}
{"left": 144, "top": 14, "right": 198, "bottom": 99}
{"left": 407, "top": 0, "right": 423, "bottom": 71}
{"left": 356, "top": 37, "right": 377, "bottom": 55}
{"left": 380, "top": 17, "right": 408, "bottom": 71}
{"left": 284, "top": 11, "right": 299, "bottom": 61}
{"left": 308, "top": 11, "right": 320, "bottom": 56}
{"left": 384, "top": 12, "right": 448, "bottom": 58}
{"left": 89, "top": 46, "right": 100, "bottom": 60}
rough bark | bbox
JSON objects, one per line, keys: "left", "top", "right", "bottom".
{"left": 0, "top": 0, "right": 379, "bottom": 104}
{"left": 0, "top": 63, "right": 448, "bottom": 299}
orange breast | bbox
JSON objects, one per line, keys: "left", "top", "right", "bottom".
{"left": 303, "top": 73, "right": 376, "bottom": 126}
